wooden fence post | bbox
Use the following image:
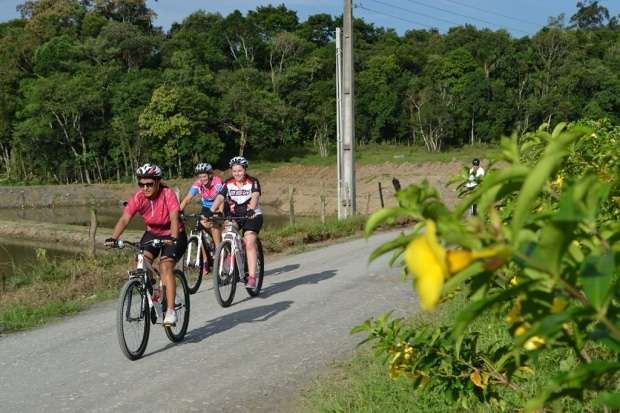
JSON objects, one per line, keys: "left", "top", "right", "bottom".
{"left": 288, "top": 184, "right": 295, "bottom": 225}
{"left": 88, "top": 208, "right": 97, "bottom": 258}
{"left": 378, "top": 182, "right": 385, "bottom": 208}
{"left": 366, "top": 192, "right": 371, "bottom": 215}
{"left": 320, "top": 191, "right": 326, "bottom": 224}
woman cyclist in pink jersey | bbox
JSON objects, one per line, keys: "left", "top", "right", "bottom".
{"left": 105, "top": 163, "right": 187, "bottom": 326}
{"left": 205, "top": 156, "right": 262, "bottom": 288}
{"left": 179, "top": 162, "right": 223, "bottom": 275}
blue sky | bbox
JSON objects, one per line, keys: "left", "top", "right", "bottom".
{"left": 1, "top": 0, "right": 619, "bottom": 37}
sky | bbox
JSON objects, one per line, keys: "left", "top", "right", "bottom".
{"left": 1, "top": 0, "right": 619, "bottom": 37}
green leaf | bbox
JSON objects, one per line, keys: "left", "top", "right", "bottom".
{"left": 525, "top": 361, "right": 620, "bottom": 412}
{"left": 364, "top": 208, "right": 411, "bottom": 236}
{"left": 368, "top": 232, "right": 415, "bottom": 263}
{"left": 579, "top": 252, "right": 615, "bottom": 310}
{"left": 442, "top": 261, "right": 485, "bottom": 295}
{"left": 596, "top": 392, "right": 620, "bottom": 409}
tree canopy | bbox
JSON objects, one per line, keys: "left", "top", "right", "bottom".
{"left": 0, "top": 0, "right": 619, "bottom": 183}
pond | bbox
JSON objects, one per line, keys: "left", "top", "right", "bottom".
{"left": 0, "top": 203, "right": 303, "bottom": 280}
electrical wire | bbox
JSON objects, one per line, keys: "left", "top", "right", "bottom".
{"left": 355, "top": 3, "right": 436, "bottom": 30}
{"left": 401, "top": 0, "right": 529, "bottom": 34}
{"left": 367, "top": 0, "right": 463, "bottom": 28}
{"left": 438, "top": 0, "right": 539, "bottom": 27}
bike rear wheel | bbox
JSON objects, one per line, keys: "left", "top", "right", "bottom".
{"left": 184, "top": 235, "right": 203, "bottom": 294}
{"left": 117, "top": 279, "right": 150, "bottom": 360}
{"left": 246, "top": 238, "right": 264, "bottom": 297}
{"left": 164, "top": 270, "right": 190, "bottom": 342}
{"left": 213, "top": 240, "right": 237, "bottom": 307}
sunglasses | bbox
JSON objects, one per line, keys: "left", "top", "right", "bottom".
{"left": 138, "top": 181, "right": 156, "bottom": 188}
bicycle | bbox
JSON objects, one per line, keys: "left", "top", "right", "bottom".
{"left": 111, "top": 239, "right": 190, "bottom": 360}
{"left": 210, "top": 215, "right": 265, "bottom": 307}
{"left": 182, "top": 213, "right": 216, "bottom": 294}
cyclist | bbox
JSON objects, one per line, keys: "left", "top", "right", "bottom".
{"left": 179, "top": 162, "right": 224, "bottom": 275}
{"left": 205, "top": 156, "right": 262, "bottom": 288}
{"left": 105, "top": 163, "right": 187, "bottom": 326}
{"left": 465, "top": 158, "right": 485, "bottom": 215}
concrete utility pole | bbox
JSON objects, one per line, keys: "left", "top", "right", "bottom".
{"left": 335, "top": 27, "right": 344, "bottom": 220}
{"left": 342, "top": 0, "right": 356, "bottom": 215}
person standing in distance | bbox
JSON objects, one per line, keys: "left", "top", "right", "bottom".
{"left": 465, "top": 158, "right": 485, "bottom": 216}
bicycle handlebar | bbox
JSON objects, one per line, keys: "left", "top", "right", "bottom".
{"left": 108, "top": 239, "right": 170, "bottom": 250}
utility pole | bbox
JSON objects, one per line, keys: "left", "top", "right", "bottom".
{"left": 335, "top": 27, "right": 344, "bottom": 220}
{"left": 342, "top": 0, "right": 356, "bottom": 215}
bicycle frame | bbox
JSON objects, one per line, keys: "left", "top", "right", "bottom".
{"left": 220, "top": 219, "right": 246, "bottom": 279}
{"left": 122, "top": 241, "right": 165, "bottom": 323}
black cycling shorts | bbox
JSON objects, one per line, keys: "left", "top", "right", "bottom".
{"left": 140, "top": 231, "right": 188, "bottom": 262}
{"left": 238, "top": 214, "right": 263, "bottom": 234}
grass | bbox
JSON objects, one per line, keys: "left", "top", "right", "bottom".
{"left": 250, "top": 143, "right": 501, "bottom": 173}
{"left": 298, "top": 293, "right": 604, "bottom": 413}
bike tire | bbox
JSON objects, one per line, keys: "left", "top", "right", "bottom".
{"left": 213, "top": 240, "right": 237, "bottom": 307}
{"left": 184, "top": 235, "right": 203, "bottom": 294}
{"left": 164, "top": 270, "right": 190, "bottom": 342}
{"left": 246, "top": 238, "right": 264, "bottom": 297}
{"left": 117, "top": 279, "right": 150, "bottom": 360}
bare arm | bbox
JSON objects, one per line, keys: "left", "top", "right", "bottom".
{"left": 179, "top": 192, "right": 194, "bottom": 211}
{"left": 169, "top": 209, "right": 180, "bottom": 239}
{"left": 111, "top": 212, "right": 132, "bottom": 240}
{"left": 211, "top": 194, "right": 225, "bottom": 213}
{"left": 248, "top": 192, "right": 260, "bottom": 210}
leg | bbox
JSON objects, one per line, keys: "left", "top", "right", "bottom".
{"left": 160, "top": 258, "right": 176, "bottom": 311}
{"left": 244, "top": 231, "right": 257, "bottom": 279}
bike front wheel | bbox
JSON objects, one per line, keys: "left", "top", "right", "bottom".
{"left": 164, "top": 270, "right": 190, "bottom": 343}
{"left": 246, "top": 238, "right": 264, "bottom": 297}
{"left": 117, "top": 279, "right": 150, "bottom": 360}
{"left": 213, "top": 240, "right": 237, "bottom": 307}
{"left": 184, "top": 235, "right": 203, "bottom": 294}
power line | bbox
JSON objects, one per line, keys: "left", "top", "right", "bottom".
{"left": 438, "top": 0, "right": 540, "bottom": 27}
{"left": 401, "top": 0, "right": 529, "bottom": 34}
{"left": 355, "top": 3, "right": 435, "bottom": 30}
{"left": 367, "top": 0, "right": 463, "bottom": 28}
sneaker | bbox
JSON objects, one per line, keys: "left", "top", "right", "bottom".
{"left": 202, "top": 262, "right": 210, "bottom": 277}
{"left": 246, "top": 275, "right": 257, "bottom": 289}
{"left": 164, "top": 309, "right": 177, "bottom": 326}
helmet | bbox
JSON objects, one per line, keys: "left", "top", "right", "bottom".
{"left": 135, "top": 163, "right": 162, "bottom": 179}
{"left": 229, "top": 156, "right": 248, "bottom": 168}
{"left": 195, "top": 162, "right": 213, "bottom": 174}
{"left": 472, "top": 158, "right": 480, "bottom": 166}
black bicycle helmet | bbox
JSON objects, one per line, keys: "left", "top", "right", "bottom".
{"left": 472, "top": 158, "right": 480, "bottom": 166}
{"left": 195, "top": 162, "right": 213, "bottom": 174}
{"left": 229, "top": 156, "right": 249, "bottom": 168}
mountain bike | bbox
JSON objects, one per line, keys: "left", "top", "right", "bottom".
{"left": 182, "top": 213, "right": 216, "bottom": 294}
{"left": 111, "top": 239, "right": 190, "bottom": 360}
{"left": 210, "top": 216, "right": 264, "bottom": 307}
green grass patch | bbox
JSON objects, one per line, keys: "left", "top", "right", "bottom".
{"left": 251, "top": 143, "right": 500, "bottom": 173}
{"left": 299, "top": 293, "right": 596, "bottom": 412}
{"left": 0, "top": 299, "right": 83, "bottom": 332}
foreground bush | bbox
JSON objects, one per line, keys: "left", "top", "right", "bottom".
{"left": 359, "top": 120, "right": 620, "bottom": 411}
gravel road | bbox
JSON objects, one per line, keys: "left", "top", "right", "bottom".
{"left": 0, "top": 231, "right": 417, "bottom": 413}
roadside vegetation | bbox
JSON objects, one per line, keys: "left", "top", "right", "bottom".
{"left": 304, "top": 119, "right": 620, "bottom": 412}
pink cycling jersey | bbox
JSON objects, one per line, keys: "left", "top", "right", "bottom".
{"left": 189, "top": 176, "right": 223, "bottom": 208}
{"left": 124, "top": 186, "right": 184, "bottom": 237}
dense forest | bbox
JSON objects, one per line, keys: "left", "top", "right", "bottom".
{"left": 0, "top": 0, "right": 618, "bottom": 183}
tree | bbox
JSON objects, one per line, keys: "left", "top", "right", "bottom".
{"left": 570, "top": 0, "right": 612, "bottom": 29}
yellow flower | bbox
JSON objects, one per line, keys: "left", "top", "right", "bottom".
{"left": 524, "top": 336, "right": 545, "bottom": 351}
{"left": 551, "top": 297, "right": 567, "bottom": 314}
{"left": 405, "top": 220, "right": 447, "bottom": 310}
{"left": 515, "top": 324, "right": 528, "bottom": 336}
{"left": 405, "top": 220, "right": 509, "bottom": 310}
{"left": 470, "top": 370, "right": 489, "bottom": 389}
{"left": 505, "top": 298, "right": 523, "bottom": 325}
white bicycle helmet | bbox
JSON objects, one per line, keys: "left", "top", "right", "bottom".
{"left": 195, "top": 162, "right": 213, "bottom": 174}
{"left": 135, "top": 163, "right": 162, "bottom": 179}
{"left": 229, "top": 156, "right": 248, "bottom": 168}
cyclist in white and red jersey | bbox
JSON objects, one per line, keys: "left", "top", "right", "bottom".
{"left": 179, "top": 162, "right": 224, "bottom": 274}
{"left": 205, "top": 156, "right": 262, "bottom": 288}
{"left": 105, "top": 163, "right": 187, "bottom": 326}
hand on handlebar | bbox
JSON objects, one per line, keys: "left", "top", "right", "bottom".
{"left": 245, "top": 208, "right": 255, "bottom": 218}
{"left": 104, "top": 237, "right": 118, "bottom": 248}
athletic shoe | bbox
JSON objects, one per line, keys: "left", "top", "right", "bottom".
{"left": 246, "top": 275, "right": 257, "bottom": 288}
{"left": 164, "top": 309, "right": 177, "bottom": 326}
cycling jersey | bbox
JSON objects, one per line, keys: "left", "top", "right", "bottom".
{"left": 188, "top": 176, "right": 223, "bottom": 208}
{"left": 465, "top": 167, "right": 485, "bottom": 189}
{"left": 219, "top": 175, "right": 262, "bottom": 217}
{"left": 124, "top": 186, "right": 184, "bottom": 237}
